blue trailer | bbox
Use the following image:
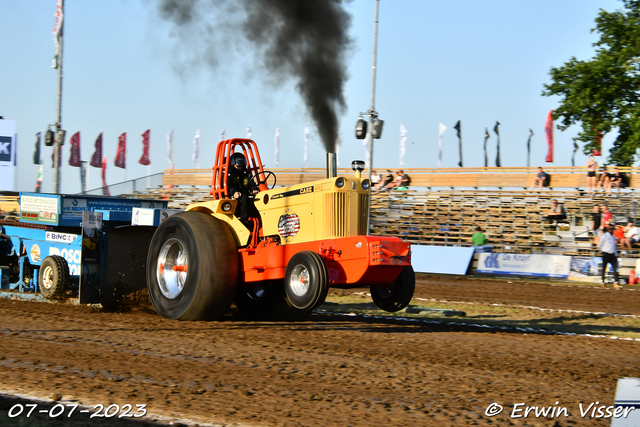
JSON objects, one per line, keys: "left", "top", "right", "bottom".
{"left": 0, "top": 193, "right": 169, "bottom": 307}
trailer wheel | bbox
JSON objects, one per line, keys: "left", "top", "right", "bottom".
{"left": 370, "top": 266, "right": 415, "bottom": 312}
{"left": 235, "top": 280, "right": 282, "bottom": 320}
{"left": 39, "top": 255, "right": 69, "bottom": 299}
{"left": 284, "top": 251, "right": 328, "bottom": 310}
{"left": 146, "top": 211, "right": 238, "bottom": 320}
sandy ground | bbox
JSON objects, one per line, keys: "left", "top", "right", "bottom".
{"left": 1, "top": 275, "right": 639, "bottom": 426}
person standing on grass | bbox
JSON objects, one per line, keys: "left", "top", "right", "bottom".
{"left": 471, "top": 227, "right": 487, "bottom": 246}
{"left": 597, "top": 224, "right": 621, "bottom": 289}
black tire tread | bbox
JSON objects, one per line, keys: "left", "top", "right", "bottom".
{"left": 146, "top": 211, "right": 238, "bottom": 320}
{"left": 370, "top": 265, "right": 415, "bottom": 312}
{"left": 39, "top": 255, "right": 69, "bottom": 300}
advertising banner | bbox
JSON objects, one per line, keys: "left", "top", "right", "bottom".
{"left": 0, "top": 119, "right": 17, "bottom": 191}
{"left": 476, "top": 253, "right": 571, "bottom": 278}
{"left": 568, "top": 256, "right": 603, "bottom": 282}
{"left": 19, "top": 194, "right": 60, "bottom": 225}
{"left": 411, "top": 245, "right": 475, "bottom": 275}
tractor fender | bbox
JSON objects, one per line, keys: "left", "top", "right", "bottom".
{"left": 186, "top": 201, "right": 250, "bottom": 247}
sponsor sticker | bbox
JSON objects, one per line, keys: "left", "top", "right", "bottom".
{"left": 30, "top": 244, "right": 41, "bottom": 263}
{"left": 46, "top": 231, "right": 78, "bottom": 243}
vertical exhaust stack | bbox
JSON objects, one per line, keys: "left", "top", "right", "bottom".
{"left": 327, "top": 153, "right": 337, "bottom": 178}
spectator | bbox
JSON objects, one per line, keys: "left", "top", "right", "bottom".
{"left": 601, "top": 204, "right": 612, "bottom": 228}
{"left": 471, "top": 227, "right": 487, "bottom": 246}
{"left": 609, "top": 167, "right": 628, "bottom": 192}
{"left": 597, "top": 224, "right": 621, "bottom": 289}
{"left": 591, "top": 204, "right": 602, "bottom": 242}
{"left": 374, "top": 170, "right": 393, "bottom": 190}
{"left": 586, "top": 155, "right": 598, "bottom": 193}
{"left": 596, "top": 166, "right": 610, "bottom": 192}
{"left": 381, "top": 170, "right": 399, "bottom": 190}
{"left": 398, "top": 170, "right": 411, "bottom": 189}
{"left": 530, "top": 167, "right": 550, "bottom": 191}
{"left": 613, "top": 224, "right": 625, "bottom": 243}
{"left": 389, "top": 171, "right": 403, "bottom": 189}
{"left": 544, "top": 199, "right": 566, "bottom": 225}
{"left": 370, "top": 170, "right": 381, "bottom": 188}
{"left": 621, "top": 222, "right": 640, "bottom": 250}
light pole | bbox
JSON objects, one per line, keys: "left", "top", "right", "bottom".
{"left": 355, "top": 0, "right": 383, "bottom": 233}
{"left": 52, "top": 0, "right": 65, "bottom": 194}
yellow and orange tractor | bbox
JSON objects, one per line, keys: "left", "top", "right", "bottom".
{"left": 146, "top": 138, "right": 414, "bottom": 320}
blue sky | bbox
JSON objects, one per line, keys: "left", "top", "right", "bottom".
{"left": 1, "top": 0, "right": 623, "bottom": 194}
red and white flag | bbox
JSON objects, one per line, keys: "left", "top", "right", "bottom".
{"left": 90, "top": 133, "right": 103, "bottom": 168}
{"left": 69, "top": 131, "right": 81, "bottom": 167}
{"left": 115, "top": 132, "right": 126, "bottom": 168}
{"left": 545, "top": 110, "right": 554, "bottom": 163}
{"left": 139, "top": 129, "right": 150, "bottom": 166}
{"left": 102, "top": 156, "right": 110, "bottom": 196}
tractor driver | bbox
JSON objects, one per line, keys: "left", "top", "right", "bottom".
{"left": 228, "top": 152, "right": 259, "bottom": 229}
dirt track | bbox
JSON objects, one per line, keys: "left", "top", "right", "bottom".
{"left": 1, "top": 275, "right": 639, "bottom": 426}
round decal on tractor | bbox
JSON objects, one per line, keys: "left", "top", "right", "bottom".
{"left": 30, "top": 244, "right": 41, "bottom": 263}
{"left": 278, "top": 213, "right": 300, "bottom": 239}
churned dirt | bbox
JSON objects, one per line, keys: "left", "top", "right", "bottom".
{"left": 1, "top": 275, "right": 639, "bottom": 426}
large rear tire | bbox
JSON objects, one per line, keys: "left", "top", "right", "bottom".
{"left": 146, "top": 211, "right": 238, "bottom": 320}
{"left": 370, "top": 266, "right": 415, "bottom": 312}
{"left": 39, "top": 255, "right": 69, "bottom": 300}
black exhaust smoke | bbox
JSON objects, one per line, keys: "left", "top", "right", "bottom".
{"left": 157, "top": 0, "right": 353, "bottom": 153}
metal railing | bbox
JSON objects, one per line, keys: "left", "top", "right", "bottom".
{"left": 82, "top": 173, "right": 164, "bottom": 197}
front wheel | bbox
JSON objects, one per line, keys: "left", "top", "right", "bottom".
{"left": 146, "top": 211, "right": 238, "bottom": 320}
{"left": 39, "top": 255, "right": 69, "bottom": 299}
{"left": 284, "top": 251, "right": 328, "bottom": 310}
{"left": 370, "top": 266, "right": 415, "bottom": 312}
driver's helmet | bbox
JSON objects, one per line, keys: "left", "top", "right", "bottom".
{"left": 230, "top": 152, "right": 247, "bottom": 168}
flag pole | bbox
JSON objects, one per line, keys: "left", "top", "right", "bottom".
{"left": 53, "top": 0, "right": 64, "bottom": 194}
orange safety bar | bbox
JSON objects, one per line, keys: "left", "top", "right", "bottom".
{"left": 210, "top": 138, "right": 268, "bottom": 200}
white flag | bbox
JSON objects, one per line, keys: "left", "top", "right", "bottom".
{"left": 193, "top": 129, "right": 200, "bottom": 169}
{"left": 303, "top": 126, "right": 310, "bottom": 169}
{"left": 166, "top": 128, "right": 174, "bottom": 169}
{"left": 399, "top": 124, "right": 407, "bottom": 167}
{"left": 52, "top": 0, "right": 63, "bottom": 69}
{"left": 219, "top": 129, "right": 226, "bottom": 142}
{"left": 246, "top": 126, "right": 252, "bottom": 139}
{"left": 362, "top": 131, "right": 371, "bottom": 170}
{"left": 438, "top": 123, "right": 447, "bottom": 168}
{"left": 274, "top": 127, "right": 280, "bottom": 167}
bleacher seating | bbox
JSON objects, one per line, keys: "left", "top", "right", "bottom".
{"left": 145, "top": 168, "right": 640, "bottom": 257}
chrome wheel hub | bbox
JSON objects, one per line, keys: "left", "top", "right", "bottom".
{"left": 157, "top": 238, "right": 188, "bottom": 299}
{"left": 289, "top": 264, "right": 310, "bottom": 297}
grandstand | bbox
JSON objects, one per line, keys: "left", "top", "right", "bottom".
{"left": 146, "top": 166, "right": 640, "bottom": 258}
